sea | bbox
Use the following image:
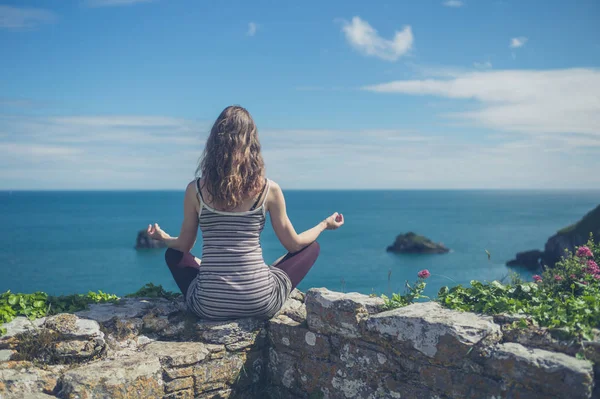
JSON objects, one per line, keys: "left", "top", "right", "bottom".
{"left": 1, "top": 190, "right": 598, "bottom": 299}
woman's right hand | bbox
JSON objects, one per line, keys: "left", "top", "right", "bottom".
{"left": 147, "top": 223, "right": 169, "bottom": 241}
{"left": 324, "top": 212, "right": 344, "bottom": 230}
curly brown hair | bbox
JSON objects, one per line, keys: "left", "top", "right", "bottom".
{"left": 196, "top": 105, "right": 265, "bottom": 211}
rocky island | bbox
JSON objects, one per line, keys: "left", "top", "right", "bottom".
{"left": 507, "top": 204, "right": 600, "bottom": 270}
{"left": 386, "top": 232, "right": 450, "bottom": 254}
{"left": 135, "top": 229, "right": 167, "bottom": 250}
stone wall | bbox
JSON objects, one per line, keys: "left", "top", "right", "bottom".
{"left": 1, "top": 288, "right": 598, "bottom": 399}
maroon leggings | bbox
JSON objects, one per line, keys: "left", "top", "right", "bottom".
{"left": 165, "top": 241, "right": 320, "bottom": 297}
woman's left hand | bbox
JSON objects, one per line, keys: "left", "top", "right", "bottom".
{"left": 147, "top": 223, "right": 170, "bottom": 241}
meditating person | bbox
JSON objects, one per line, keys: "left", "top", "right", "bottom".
{"left": 147, "top": 105, "right": 344, "bottom": 320}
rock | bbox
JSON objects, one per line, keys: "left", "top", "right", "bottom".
{"left": 508, "top": 204, "right": 600, "bottom": 269}
{"left": 56, "top": 351, "right": 163, "bottom": 399}
{"left": 0, "top": 362, "right": 63, "bottom": 396}
{"left": 506, "top": 249, "right": 544, "bottom": 269}
{"left": 386, "top": 232, "right": 450, "bottom": 254}
{"left": 484, "top": 342, "right": 594, "bottom": 399}
{"left": 305, "top": 288, "right": 385, "bottom": 338}
{"left": 75, "top": 297, "right": 182, "bottom": 323}
{"left": 0, "top": 349, "right": 13, "bottom": 361}
{"left": 269, "top": 315, "right": 331, "bottom": 358}
{"left": 543, "top": 205, "right": 600, "bottom": 267}
{"left": 4, "top": 314, "right": 106, "bottom": 365}
{"left": 365, "top": 301, "right": 501, "bottom": 364}
{"left": 0, "top": 317, "right": 46, "bottom": 340}
{"left": 135, "top": 229, "right": 167, "bottom": 249}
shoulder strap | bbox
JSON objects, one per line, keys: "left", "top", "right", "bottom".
{"left": 260, "top": 178, "right": 271, "bottom": 208}
{"left": 250, "top": 178, "right": 268, "bottom": 211}
{"left": 195, "top": 178, "right": 205, "bottom": 206}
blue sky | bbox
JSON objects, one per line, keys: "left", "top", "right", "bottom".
{"left": 1, "top": 0, "right": 599, "bottom": 189}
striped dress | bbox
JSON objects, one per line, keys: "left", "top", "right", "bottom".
{"left": 185, "top": 178, "right": 292, "bottom": 320}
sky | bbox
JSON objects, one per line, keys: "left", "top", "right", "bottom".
{"left": 0, "top": 0, "right": 599, "bottom": 190}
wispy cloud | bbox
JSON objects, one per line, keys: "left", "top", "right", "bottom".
{"left": 0, "top": 6, "right": 57, "bottom": 30}
{"left": 443, "top": 0, "right": 465, "bottom": 7}
{"left": 85, "top": 0, "right": 155, "bottom": 7}
{"left": 362, "top": 68, "right": 600, "bottom": 137}
{"left": 1, "top": 112, "right": 597, "bottom": 189}
{"left": 473, "top": 61, "right": 492, "bottom": 69}
{"left": 510, "top": 37, "right": 528, "bottom": 48}
{"left": 341, "top": 16, "right": 413, "bottom": 62}
{"left": 247, "top": 22, "right": 258, "bottom": 37}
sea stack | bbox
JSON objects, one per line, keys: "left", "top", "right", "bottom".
{"left": 386, "top": 232, "right": 450, "bottom": 254}
{"left": 135, "top": 229, "right": 167, "bottom": 249}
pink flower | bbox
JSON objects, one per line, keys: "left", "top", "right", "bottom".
{"left": 554, "top": 275, "right": 563, "bottom": 281}
{"left": 570, "top": 274, "right": 577, "bottom": 279}
{"left": 533, "top": 275, "right": 542, "bottom": 283}
{"left": 576, "top": 246, "right": 593, "bottom": 258}
{"left": 417, "top": 269, "right": 431, "bottom": 279}
{"left": 584, "top": 260, "right": 600, "bottom": 275}
{"left": 594, "top": 275, "right": 600, "bottom": 280}
{"left": 581, "top": 281, "right": 589, "bottom": 285}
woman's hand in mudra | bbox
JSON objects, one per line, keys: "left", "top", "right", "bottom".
{"left": 147, "top": 223, "right": 170, "bottom": 241}
{"left": 324, "top": 213, "right": 344, "bottom": 230}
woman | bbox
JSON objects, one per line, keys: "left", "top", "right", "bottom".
{"left": 147, "top": 105, "right": 344, "bottom": 320}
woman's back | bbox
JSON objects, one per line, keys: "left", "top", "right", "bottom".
{"left": 185, "top": 178, "right": 292, "bottom": 320}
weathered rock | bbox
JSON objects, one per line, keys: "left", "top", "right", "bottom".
{"left": 2, "top": 290, "right": 599, "bottom": 399}
{"left": 144, "top": 341, "right": 210, "bottom": 367}
{"left": 386, "top": 232, "right": 450, "bottom": 254}
{"left": 194, "top": 318, "right": 265, "bottom": 350}
{"left": 484, "top": 342, "right": 594, "bottom": 399}
{"left": 274, "top": 296, "right": 306, "bottom": 323}
{"left": 501, "top": 323, "right": 581, "bottom": 357}
{"left": 4, "top": 314, "right": 106, "bottom": 365}
{"left": 365, "top": 301, "right": 502, "bottom": 364}
{"left": 0, "top": 362, "right": 63, "bottom": 396}
{"left": 306, "top": 288, "right": 385, "bottom": 338}
{"left": 75, "top": 297, "right": 182, "bottom": 323}
{"left": 506, "top": 249, "right": 544, "bottom": 269}
{"left": 0, "top": 349, "right": 13, "bottom": 361}
{"left": 56, "top": 351, "right": 163, "bottom": 399}
{"left": 135, "top": 229, "right": 167, "bottom": 249}
{"left": 0, "top": 317, "right": 46, "bottom": 341}
{"left": 269, "top": 315, "right": 330, "bottom": 358}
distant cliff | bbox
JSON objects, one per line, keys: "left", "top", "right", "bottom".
{"left": 508, "top": 204, "right": 600, "bottom": 269}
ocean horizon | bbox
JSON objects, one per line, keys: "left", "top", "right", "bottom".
{"left": 1, "top": 189, "right": 599, "bottom": 299}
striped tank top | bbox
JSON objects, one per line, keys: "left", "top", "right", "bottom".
{"left": 185, "top": 178, "right": 292, "bottom": 320}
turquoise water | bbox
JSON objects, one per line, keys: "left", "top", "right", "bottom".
{"left": 1, "top": 190, "right": 598, "bottom": 299}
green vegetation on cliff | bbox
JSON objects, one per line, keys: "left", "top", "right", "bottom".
{"left": 0, "top": 283, "right": 179, "bottom": 335}
{"left": 384, "top": 235, "right": 600, "bottom": 340}
{"left": 558, "top": 204, "right": 600, "bottom": 235}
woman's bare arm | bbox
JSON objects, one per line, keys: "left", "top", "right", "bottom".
{"left": 148, "top": 181, "right": 199, "bottom": 253}
{"left": 267, "top": 181, "right": 343, "bottom": 253}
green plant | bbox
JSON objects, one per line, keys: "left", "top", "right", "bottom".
{"left": 381, "top": 269, "right": 430, "bottom": 310}
{"left": 124, "top": 283, "right": 180, "bottom": 300}
{"left": 438, "top": 236, "right": 600, "bottom": 339}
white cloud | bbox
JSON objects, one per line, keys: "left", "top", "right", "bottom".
{"left": 85, "top": 0, "right": 154, "bottom": 7}
{"left": 0, "top": 6, "right": 57, "bottom": 29}
{"left": 443, "top": 0, "right": 465, "bottom": 7}
{"left": 362, "top": 68, "right": 600, "bottom": 137}
{"left": 473, "top": 61, "right": 492, "bottom": 69}
{"left": 341, "top": 17, "right": 413, "bottom": 62}
{"left": 1, "top": 113, "right": 598, "bottom": 190}
{"left": 510, "top": 37, "right": 528, "bottom": 48}
{"left": 247, "top": 22, "right": 258, "bottom": 37}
